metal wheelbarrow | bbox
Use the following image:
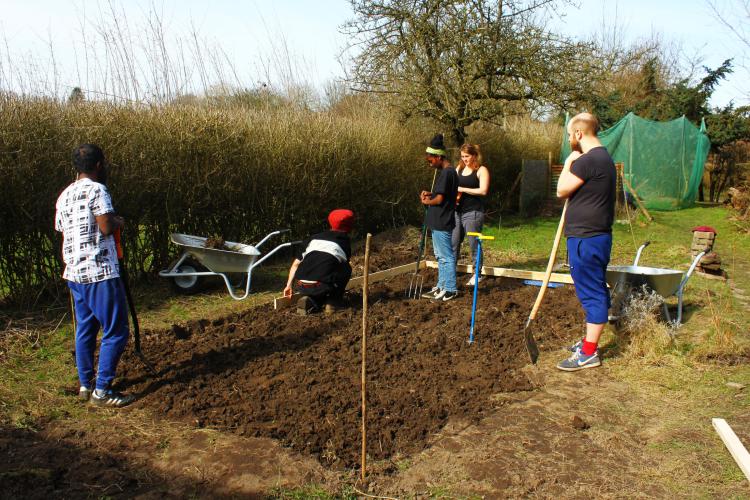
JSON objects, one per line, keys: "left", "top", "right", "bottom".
{"left": 606, "top": 241, "right": 705, "bottom": 326}
{"left": 159, "top": 230, "right": 298, "bottom": 300}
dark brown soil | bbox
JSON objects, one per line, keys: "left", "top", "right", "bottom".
{"left": 1, "top": 227, "right": 584, "bottom": 497}
{"left": 119, "top": 269, "right": 582, "bottom": 470}
{"left": 349, "top": 226, "right": 426, "bottom": 274}
{"left": 204, "top": 235, "right": 227, "bottom": 250}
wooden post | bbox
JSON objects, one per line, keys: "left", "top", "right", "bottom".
{"left": 547, "top": 151, "right": 552, "bottom": 199}
{"left": 615, "top": 162, "right": 624, "bottom": 208}
{"left": 620, "top": 168, "right": 654, "bottom": 222}
{"left": 360, "top": 233, "right": 372, "bottom": 483}
{"left": 501, "top": 171, "right": 522, "bottom": 213}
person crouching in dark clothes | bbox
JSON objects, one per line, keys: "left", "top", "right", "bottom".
{"left": 283, "top": 209, "right": 354, "bottom": 315}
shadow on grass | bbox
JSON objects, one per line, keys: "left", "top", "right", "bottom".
{"left": 0, "top": 425, "right": 245, "bottom": 499}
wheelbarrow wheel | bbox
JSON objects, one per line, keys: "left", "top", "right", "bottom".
{"left": 169, "top": 258, "right": 206, "bottom": 294}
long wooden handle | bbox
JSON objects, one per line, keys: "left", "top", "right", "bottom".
{"left": 361, "top": 233, "right": 372, "bottom": 483}
{"left": 529, "top": 200, "right": 568, "bottom": 320}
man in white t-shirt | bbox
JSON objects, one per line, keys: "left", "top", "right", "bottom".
{"left": 55, "top": 144, "right": 134, "bottom": 407}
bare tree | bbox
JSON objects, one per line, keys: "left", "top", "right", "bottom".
{"left": 707, "top": 0, "right": 750, "bottom": 98}
{"left": 341, "top": 0, "right": 592, "bottom": 145}
{"left": 707, "top": 0, "right": 750, "bottom": 49}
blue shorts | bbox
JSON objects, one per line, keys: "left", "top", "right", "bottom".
{"left": 567, "top": 234, "right": 612, "bottom": 324}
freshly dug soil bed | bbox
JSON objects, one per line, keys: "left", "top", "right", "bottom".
{"left": 121, "top": 268, "right": 582, "bottom": 470}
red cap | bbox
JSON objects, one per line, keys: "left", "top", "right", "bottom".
{"left": 328, "top": 209, "right": 355, "bottom": 233}
{"left": 692, "top": 225, "right": 717, "bottom": 234}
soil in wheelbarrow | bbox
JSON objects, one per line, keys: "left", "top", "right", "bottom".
{"left": 119, "top": 266, "right": 583, "bottom": 471}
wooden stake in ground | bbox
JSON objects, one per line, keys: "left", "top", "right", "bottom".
{"left": 620, "top": 168, "right": 654, "bottom": 222}
{"left": 361, "top": 233, "right": 372, "bottom": 484}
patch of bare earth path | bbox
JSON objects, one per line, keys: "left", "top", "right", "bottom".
{"left": 378, "top": 359, "right": 668, "bottom": 498}
{"left": 0, "top": 416, "right": 331, "bottom": 499}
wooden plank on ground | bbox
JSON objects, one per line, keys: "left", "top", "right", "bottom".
{"left": 425, "top": 261, "right": 575, "bottom": 284}
{"left": 346, "top": 261, "right": 422, "bottom": 290}
{"left": 273, "top": 260, "right": 422, "bottom": 309}
{"left": 712, "top": 418, "right": 750, "bottom": 482}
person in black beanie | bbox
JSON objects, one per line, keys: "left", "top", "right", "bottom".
{"left": 420, "top": 134, "right": 460, "bottom": 301}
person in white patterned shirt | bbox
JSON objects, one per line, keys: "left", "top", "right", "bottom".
{"left": 55, "top": 144, "right": 135, "bottom": 407}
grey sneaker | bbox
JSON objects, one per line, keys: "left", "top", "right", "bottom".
{"left": 79, "top": 386, "right": 92, "bottom": 401}
{"left": 90, "top": 389, "right": 135, "bottom": 408}
{"left": 557, "top": 349, "right": 601, "bottom": 372}
{"left": 421, "top": 287, "right": 441, "bottom": 299}
{"left": 566, "top": 339, "right": 583, "bottom": 352}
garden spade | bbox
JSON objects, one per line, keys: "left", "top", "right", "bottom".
{"left": 521, "top": 199, "right": 568, "bottom": 364}
{"left": 406, "top": 169, "right": 437, "bottom": 299}
{"left": 114, "top": 229, "right": 157, "bottom": 376}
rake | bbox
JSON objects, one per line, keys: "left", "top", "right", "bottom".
{"left": 406, "top": 169, "right": 437, "bottom": 299}
{"left": 406, "top": 218, "right": 429, "bottom": 299}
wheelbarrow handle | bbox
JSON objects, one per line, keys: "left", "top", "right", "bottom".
{"left": 633, "top": 240, "right": 651, "bottom": 266}
{"left": 254, "top": 229, "right": 291, "bottom": 249}
{"left": 681, "top": 250, "right": 706, "bottom": 289}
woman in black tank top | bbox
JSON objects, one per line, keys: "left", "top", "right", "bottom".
{"left": 452, "top": 143, "right": 491, "bottom": 286}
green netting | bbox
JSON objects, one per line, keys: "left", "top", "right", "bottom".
{"left": 560, "top": 112, "right": 711, "bottom": 210}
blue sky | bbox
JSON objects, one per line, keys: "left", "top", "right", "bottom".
{"left": 0, "top": 0, "right": 745, "bottom": 107}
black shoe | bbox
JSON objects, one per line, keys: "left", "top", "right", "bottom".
{"left": 440, "top": 291, "right": 459, "bottom": 301}
{"left": 90, "top": 389, "right": 135, "bottom": 408}
{"left": 324, "top": 297, "right": 347, "bottom": 314}
{"left": 296, "top": 296, "right": 320, "bottom": 315}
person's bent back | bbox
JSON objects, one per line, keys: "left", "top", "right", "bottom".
{"left": 283, "top": 209, "right": 354, "bottom": 315}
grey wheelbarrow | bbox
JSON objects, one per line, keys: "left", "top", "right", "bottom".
{"left": 159, "top": 230, "right": 299, "bottom": 300}
{"left": 606, "top": 241, "right": 706, "bottom": 326}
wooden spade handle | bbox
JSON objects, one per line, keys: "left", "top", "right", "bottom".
{"left": 529, "top": 200, "right": 568, "bottom": 320}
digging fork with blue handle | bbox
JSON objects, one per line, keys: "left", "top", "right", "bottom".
{"left": 467, "top": 231, "right": 494, "bottom": 343}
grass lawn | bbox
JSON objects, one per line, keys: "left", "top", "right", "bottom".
{"left": 483, "top": 206, "right": 750, "bottom": 497}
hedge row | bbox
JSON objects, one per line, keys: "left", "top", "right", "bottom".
{"left": 0, "top": 97, "right": 559, "bottom": 305}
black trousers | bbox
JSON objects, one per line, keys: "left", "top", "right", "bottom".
{"left": 294, "top": 262, "right": 352, "bottom": 305}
